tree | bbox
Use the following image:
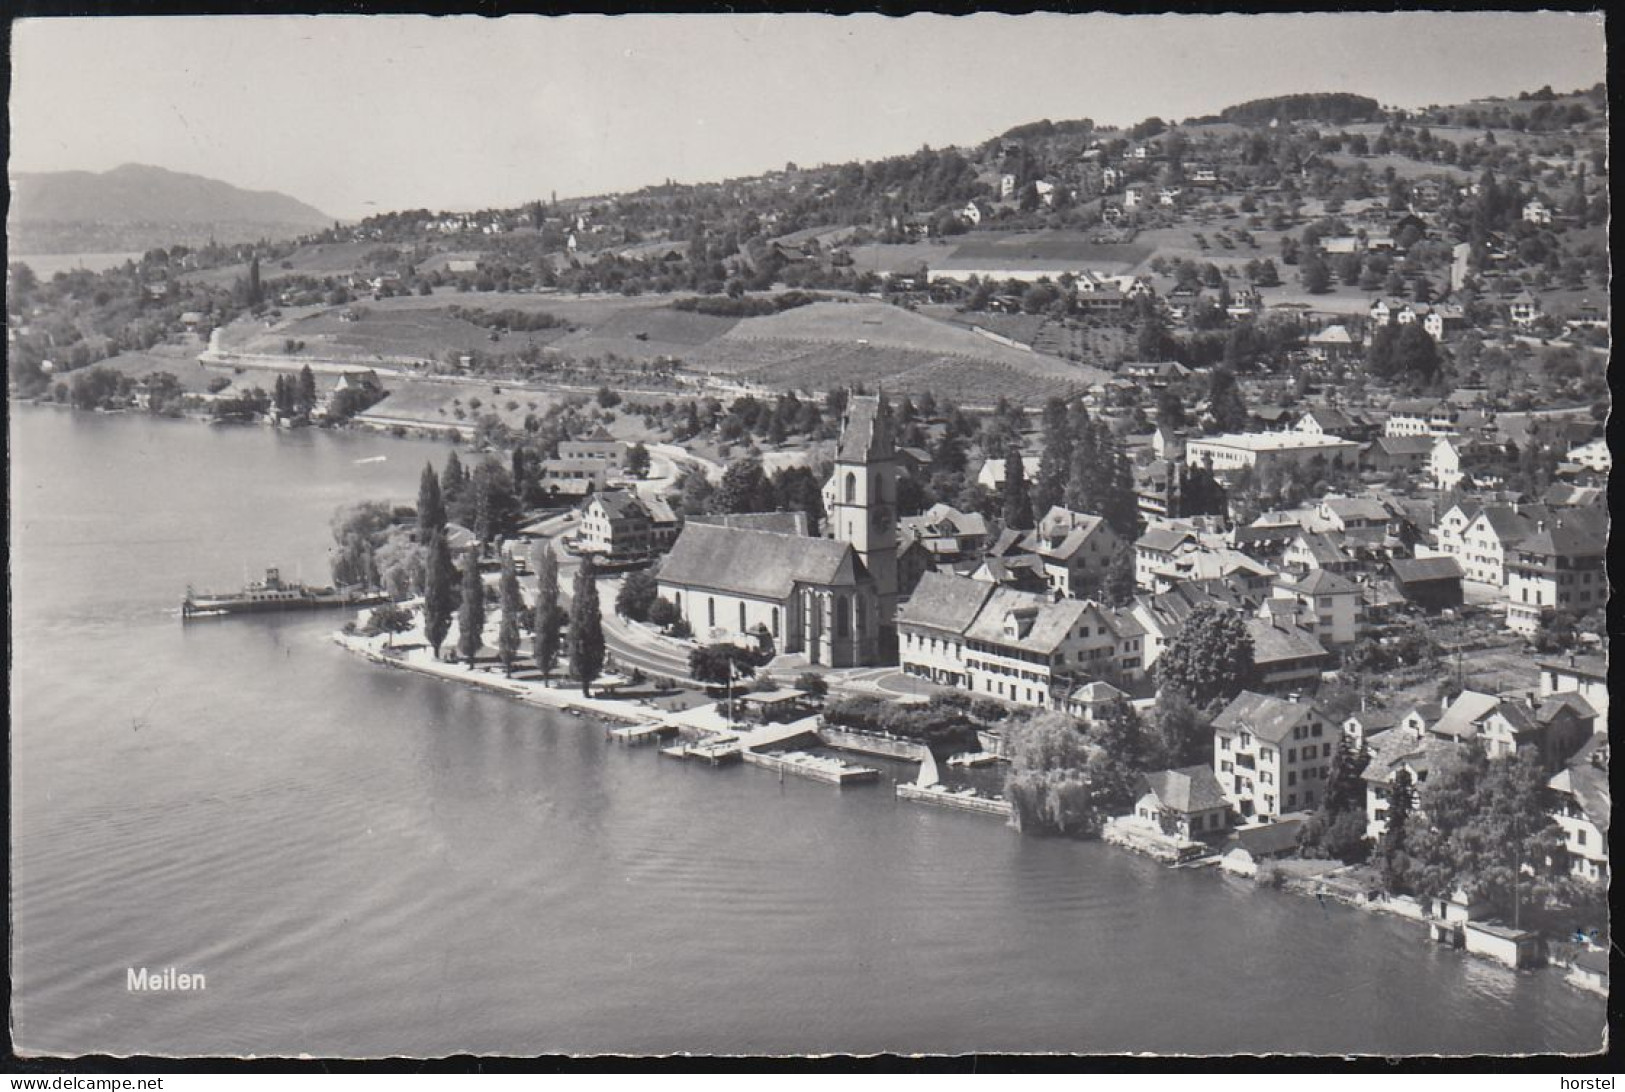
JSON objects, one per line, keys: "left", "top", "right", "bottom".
{"left": 1001, "top": 446, "right": 1035, "bottom": 530}
{"left": 297, "top": 364, "right": 318, "bottom": 416}
{"left": 1096, "top": 432, "right": 1139, "bottom": 539}
{"left": 1082, "top": 703, "right": 1163, "bottom": 815}
{"left": 626, "top": 442, "right": 651, "bottom": 479}
{"left": 1033, "top": 397, "right": 1073, "bottom": 517}
{"left": 567, "top": 555, "right": 606, "bottom": 697}
{"left": 329, "top": 500, "right": 393, "bottom": 588}
{"left": 1003, "top": 712, "right": 1096, "bottom": 836}
{"left": 417, "top": 462, "right": 446, "bottom": 545}
{"left": 1152, "top": 689, "right": 1210, "bottom": 769}
{"left": 1206, "top": 366, "right": 1250, "bottom": 433}
{"left": 456, "top": 551, "right": 485, "bottom": 666}
{"left": 615, "top": 568, "right": 660, "bottom": 622}
{"left": 1155, "top": 387, "right": 1187, "bottom": 430}
{"left": 247, "top": 256, "right": 263, "bottom": 307}
{"left": 1101, "top": 545, "right": 1137, "bottom": 608}
{"left": 1155, "top": 605, "right": 1256, "bottom": 707}
{"left": 1301, "top": 250, "right": 1331, "bottom": 294}
{"left": 716, "top": 456, "right": 772, "bottom": 514}
{"left": 497, "top": 557, "right": 523, "bottom": 675}
{"left": 688, "top": 642, "right": 762, "bottom": 690}
{"left": 1302, "top": 736, "right": 1372, "bottom": 863}
{"left": 532, "top": 547, "right": 564, "bottom": 683}
{"left": 469, "top": 456, "right": 520, "bottom": 547}
{"left": 647, "top": 596, "right": 680, "bottom": 630}
{"left": 441, "top": 449, "right": 469, "bottom": 518}
{"left": 794, "top": 672, "right": 829, "bottom": 699}
{"left": 422, "top": 531, "right": 458, "bottom": 659}
{"left": 365, "top": 602, "right": 414, "bottom": 647}
{"left": 1379, "top": 767, "right": 1414, "bottom": 892}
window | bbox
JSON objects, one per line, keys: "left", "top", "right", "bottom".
{"left": 707, "top": 598, "right": 715, "bottom": 627}
{"left": 740, "top": 602, "right": 747, "bottom": 631}
{"left": 771, "top": 608, "right": 780, "bottom": 638}
{"left": 844, "top": 471, "right": 857, "bottom": 504}
{"left": 1577, "top": 829, "right": 1587, "bottom": 847}
{"left": 1288, "top": 747, "right": 1297, "bottom": 763}
{"left": 836, "top": 596, "right": 849, "bottom": 638}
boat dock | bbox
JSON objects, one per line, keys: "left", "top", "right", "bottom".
{"left": 608, "top": 720, "right": 680, "bottom": 745}
{"left": 660, "top": 737, "right": 743, "bottom": 765}
{"left": 895, "top": 782, "right": 1013, "bottom": 818}
{"left": 743, "top": 750, "right": 881, "bottom": 786}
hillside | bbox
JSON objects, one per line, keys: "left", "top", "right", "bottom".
{"left": 9, "top": 163, "right": 333, "bottom": 253}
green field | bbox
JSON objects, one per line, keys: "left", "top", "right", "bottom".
{"left": 945, "top": 231, "right": 1154, "bottom": 270}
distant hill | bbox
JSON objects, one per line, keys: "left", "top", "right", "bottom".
{"left": 1219, "top": 93, "right": 1382, "bottom": 126}
{"left": 9, "top": 163, "right": 333, "bottom": 253}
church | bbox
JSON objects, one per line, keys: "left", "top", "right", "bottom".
{"left": 657, "top": 394, "right": 901, "bottom": 668}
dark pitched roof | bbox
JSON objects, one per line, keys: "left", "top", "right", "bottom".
{"left": 1212, "top": 690, "right": 1327, "bottom": 744}
{"left": 660, "top": 524, "right": 859, "bottom": 600}
{"left": 1389, "top": 556, "right": 1463, "bottom": 584}
{"left": 895, "top": 571, "right": 995, "bottom": 635}
{"left": 1229, "top": 818, "right": 1306, "bottom": 858}
{"left": 1243, "top": 619, "right": 1329, "bottom": 668}
{"left": 1142, "top": 765, "right": 1229, "bottom": 814}
{"left": 688, "top": 511, "right": 809, "bottom": 536}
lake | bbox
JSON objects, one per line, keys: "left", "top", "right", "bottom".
{"left": 7, "top": 406, "right": 1606, "bottom": 1057}
{"left": 10, "top": 252, "right": 147, "bottom": 278}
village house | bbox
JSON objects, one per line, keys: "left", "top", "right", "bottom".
{"left": 1566, "top": 437, "right": 1611, "bottom": 474}
{"left": 575, "top": 489, "right": 679, "bottom": 562}
{"left": 1134, "top": 526, "right": 1198, "bottom": 591}
{"left": 1305, "top": 324, "right": 1361, "bottom": 365}
{"left": 1013, "top": 506, "right": 1122, "bottom": 599}
{"left": 1362, "top": 725, "right": 1456, "bottom": 840}
{"left": 1437, "top": 503, "right": 1530, "bottom": 587}
{"left": 1421, "top": 304, "right": 1468, "bottom": 341}
{"left": 1382, "top": 399, "right": 1461, "bottom": 438}
{"left": 898, "top": 572, "right": 1143, "bottom": 710}
{"left": 1063, "top": 679, "right": 1130, "bottom": 722}
{"left": 1504, "top": 518, "right": 1607, "bottom": 636}
{"left": 1132, "top": 766, "right": 1232, "bottom": 840}
{"left": 1212, "top": 691, "right": 1339, "bottom": 821}
{"left": 1265, "top": 569, "right": 1364, "bottom": 648}
{"left": 1425, "top": 689, "right": 1592, "bottom": 772}
{"left": 1547, "top": 736, "right": 1608, "bottom": 885}
{"left": 1282, "top": 532, "right": 1359, "bottom": 576}
{"left": 1363, "top": 435, "right": 1435, "bottom": 475}
{"left": 1537, "top": 653, "right": 1607, "bottom": 722}
{"left": 1429, "top": 435, "right": 1506, "bottom": 491}
{"left": 1508, "top": 291, "right": 1543, "bottom": 329}
{"left": 897, "top": 503, "right": 989, "bottom": 564}
{"left": 1521, "top": 197, "right": 1554, "bottom": 226}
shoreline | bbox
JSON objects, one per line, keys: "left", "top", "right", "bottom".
{"left": 328, "top": 627, "right": 1603, "bottom": 996}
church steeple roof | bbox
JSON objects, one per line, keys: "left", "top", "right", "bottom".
{"left": 836, "top": 394, "right": 893, "bottom": 464}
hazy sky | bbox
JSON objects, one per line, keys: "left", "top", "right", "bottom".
{"left": 10, "top": 12, "right": 1606, "bottom": 221}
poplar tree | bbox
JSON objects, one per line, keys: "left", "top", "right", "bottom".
{"left": 568, "top": 555, "right": 606, "bottom": 698}
{"left": 456, "top": 550, "right": 485, "bottom": 666}
{"left": 497, "top": 556, "right": 523, "bottom": 676}
{"left": 297, "top": 364, "right": 318, "bottom": 416}
{"left": 417, "top": 462, "right": 446, "bottom": 545}
{"left": 1002, "top": 445, "right": 1035, "bottom": 530}
{"left": 1032, "top": 396, "right": 1072, "bottom": 518}
{"left": 532, "top": 546, "right": 563, "bottom": 683}
{"left": 422, "top": 531, "right": 458, "bottom": 659}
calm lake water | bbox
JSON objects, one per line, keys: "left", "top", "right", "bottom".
{"left": 8, "top": 406, "right": 1607, "bottom": 1057}
{"left": 10, "top": 252, "right": 148, "bottom": 279}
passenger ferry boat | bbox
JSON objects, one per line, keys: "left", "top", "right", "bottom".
{"left": 181, "top": 567, "right": 386, "bottom": 619}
